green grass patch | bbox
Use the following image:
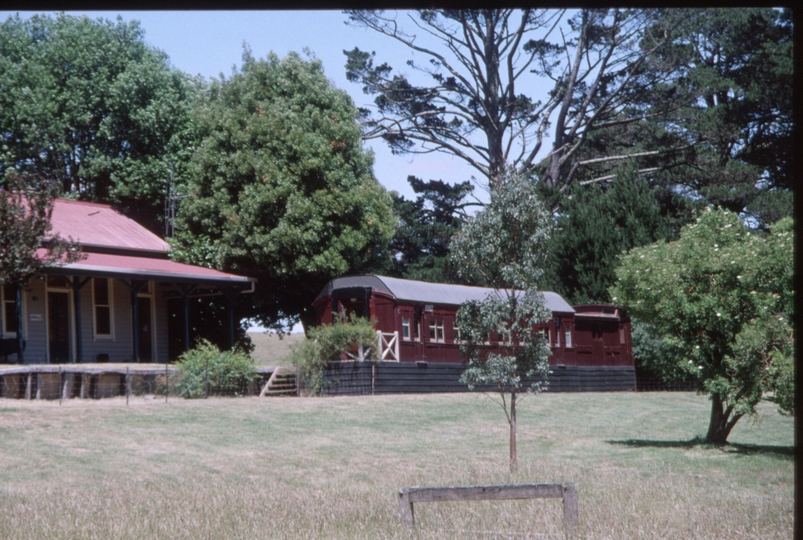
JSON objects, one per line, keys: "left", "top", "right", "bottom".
{"left": 0, "top": 392, "right": 792, "bottom": 539}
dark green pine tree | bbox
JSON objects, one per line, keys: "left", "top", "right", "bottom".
{"left": 543, "top": 163, "right": 678, "bottom": 304}
{"left": 384, "top": 176, "right": 477, "bottom": 284}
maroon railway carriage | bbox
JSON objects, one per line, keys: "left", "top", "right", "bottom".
{"left": 312, "top": 276, "right": 635, "bottom": 393}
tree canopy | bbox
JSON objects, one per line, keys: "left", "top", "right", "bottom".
{"left": 572, "top": 8, "right": 793, "bottom": 229}
{"left": 611, "top": 209, "right": 794, "bottom": 443}
{"left": 383, "top": 175, "right": 476, "bottom": 284}
{"left": 450, "top": 171, "right": 553, "bottom": 471}
{"left": 0, "top": 13, "right": 197, "bottom": 232}
{"left": 345, "top": 9, "right": 683, "bottom": 192}
{"left": 543, "top": 163, "right": 681, "bottom": 304}
{"left": 172, "top": 51, "right": 396, "bottom": 333}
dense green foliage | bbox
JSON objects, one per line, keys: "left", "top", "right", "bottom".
{"left": 0, "top": 14, "right": 196, "bottom": 232}
{"left": 544, "top": 164, "right": 679, "bottom": 303}
{"left": 611, "top": 209, "right": 794, "bottom": 442}
{"left": 291, "top": 315, "right": 377, "bottom": 395}
{"left": 450, "top": 171, "right": 553, "bottom": 470}
{"left": 571, "top": 8, "right": 792, "bottom": 230}
{"left": 173, "top": 51, "right": 396, "bottom": 333}
{"left": 383, "top": 176, "right": 476, "bottom": 284}
{"left": 171, "top": 339, "right": 257, "bottom": 398}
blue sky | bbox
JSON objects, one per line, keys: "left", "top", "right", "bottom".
{"left": 2, "top": 9, "right": 485, "bottom": 201}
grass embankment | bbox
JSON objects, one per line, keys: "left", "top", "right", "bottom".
{"left": 0, "top": 392, "right": 792, "bottom": 539}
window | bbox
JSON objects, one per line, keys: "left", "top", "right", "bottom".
{"left": 555, "top": 327, "right": 560, "bottom": 347}
{"left": 2, "top": 284, "right": 18, "bottom": 336}
{"left": 453, "top": 323, "right": 462, "bottom": 344}
{"left": 428, "top": 321, "right": 444, "bottom": 342}
{"left": 93, "top": 278, "right": 112, "bottom": 337}
{"left": 540, "top": 327, "right": 550, "bottom": 346}
{"left": 402, "top": 317, "right": 411, "bottom": 340}
{"left": 619, "top": 327, "right": 626, "bottom": 344}
{"left": 564, "top": 328, "right": 572, "bottom": 348}
{"left": 413, "top": 320, "right": 420, "bottom": 341}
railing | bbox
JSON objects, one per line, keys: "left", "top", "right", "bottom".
{"left": 377, "top": 331, "right": 399, "bottom": 361}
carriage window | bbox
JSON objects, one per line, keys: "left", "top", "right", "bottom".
{"left": 555, "top": 328, "right": 560, "bottom": 347}
{"left": 453, "top": 324, "right": 461, "bottom": 344}
{"left": 414, "top": 320, "right": 420, "bottom": 341}
{"left": 620, "top": 327, "right": 626, "bottom": 344}
{"left": 564, "top": 328, "right": 572, "bottom": 348}
{"left": 428, "top": 321, "right": 444, "bottom": 342}
{"left": 540, "top": 328, "right": 550, "bottom": 346}
{"left": 401, "top": 318, "right": 411, "bottom": 340}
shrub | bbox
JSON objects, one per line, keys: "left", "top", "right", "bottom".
{"left": 291, "top": 315, "right": 377, "bottom": 395}
{"left": 172, "top": 339, "right": 258, "bottom": 398}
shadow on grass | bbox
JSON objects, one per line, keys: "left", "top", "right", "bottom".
{"left": 607, "top": 437, "right": 794, "bottom": 459}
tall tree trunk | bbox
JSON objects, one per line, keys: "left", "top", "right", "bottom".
{"left": 509, "top": 390, "right": 518, "bottom": 472}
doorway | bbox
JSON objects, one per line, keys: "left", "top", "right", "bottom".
{"left": 137, "top": 296, "right": 153, "bottom": 362}
{"left": 48, "top": 291, "right": 70, "bottom": 363}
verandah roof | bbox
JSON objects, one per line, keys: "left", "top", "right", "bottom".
{"left": 38, "top": 249, "right": 254, "bottom": 286}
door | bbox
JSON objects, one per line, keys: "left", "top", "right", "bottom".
{"left": 137, "top": 296, "right": 153, "bottom": 362}
{"left": 591, "top": 323, "right": 604, "bottom": 365}
{"left": 48, "top": 291, "right": 70, "bottom": 363}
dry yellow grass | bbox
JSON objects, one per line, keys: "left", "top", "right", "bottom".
{"left": 247, "top": 331, "right": 306, "bottom": 367}
{"left": 0, "top": 391, "right": 793, "bottom": 539}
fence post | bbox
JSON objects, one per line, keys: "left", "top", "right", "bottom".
{"left": 398, "top": 488, "right": 414, "bottom": 529}
{"left": 562, "top": 483, "right": 578, "bottom": 534}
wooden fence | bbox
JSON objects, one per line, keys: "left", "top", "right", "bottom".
{"left": 399, "top": 483, "right": 578, "bottom": 535}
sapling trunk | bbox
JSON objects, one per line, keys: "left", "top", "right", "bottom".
{"left": 510, "top": 390, "right": 518, "bottom": 472}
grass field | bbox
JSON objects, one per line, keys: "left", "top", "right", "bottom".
{"left": 0, "top": 391, "right": 793, "bottom": 539}
{"left": 247, "top": 331, "right": 305, "bottom": 367}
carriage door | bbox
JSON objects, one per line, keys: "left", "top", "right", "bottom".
{"left": 47, "top": 290, "right": 71, "bottom": 364}
{"left": 591, "top": 323, "right": 604, "bottom": 364}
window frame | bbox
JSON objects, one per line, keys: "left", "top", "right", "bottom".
{"left": 92, "top": 277, "right": 114, "bottom": 339}
{"left": 401, "top": 317, "right": 411, "bottom": 341}
{"left": 2, "top": 284, "right": 19, "bottom": 337}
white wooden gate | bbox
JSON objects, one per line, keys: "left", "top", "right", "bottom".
{"left": 377, "top": 331, "right": 399, "bottom": 361}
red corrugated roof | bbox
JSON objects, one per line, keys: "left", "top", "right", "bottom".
{"left": 38, "top": 249, "right": 253, "bottom": 284}
{"left": 49, "top": 199, "right": 169, "bottom": 253}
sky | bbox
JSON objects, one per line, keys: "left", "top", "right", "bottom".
{"left": 1, "top": 9, "right": 486, "bottom": 201}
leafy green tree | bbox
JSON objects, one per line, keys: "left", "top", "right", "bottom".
{"left": 0, "top": 173, "right": 82, "bottom": 362}
{"left": 543, "top": 163, "right": 680, "bottom": 303}
{"left": 385, "top": 175, "right": 476, "bottom": 283}
{"left": 611, "top": 209, "right": 793, "bottom": 443}
{"left": 173, "top": 51, "right": 396, "bottom": 334}
{"left": 450, "top": 171, "right": 553, "bottom": 471}
{"left": 345, "top": 9, "right": 682, "bottom": 191}
{"left": 0, "top": 13, "right": 197, "bottom": 233}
